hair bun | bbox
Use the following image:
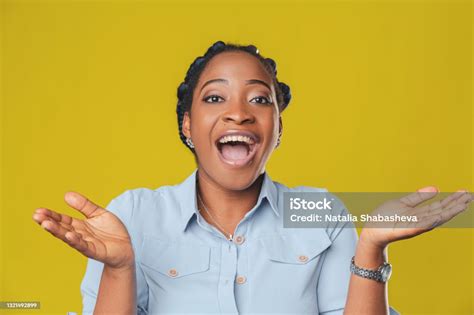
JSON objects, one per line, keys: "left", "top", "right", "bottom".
{"left": 279, "top": 82, "right": 291, "bottom": 109}
{"left": 246, "top": 45, "right": 259, "bottom": 54}
{"left": 194, "top": 57, "right": 205, "bottom": 66}
{"left": 177, "top": 82, "right": 188, "bottom": 100}
{"left": 265, "top": 58, "right": 277, "bottom": 75}
{"left": 207, "top": 41, "right": 226, "bottom": 54}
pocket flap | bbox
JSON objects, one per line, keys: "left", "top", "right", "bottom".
{"left": 259, "top": 232, "right": 332, "bottom": 264}
{"left": 140, "top": 235, "right": 211, "bottom": 278}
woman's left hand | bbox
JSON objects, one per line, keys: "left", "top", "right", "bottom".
{"left": 359, "top": 187, "right": 473, "bottom": 249}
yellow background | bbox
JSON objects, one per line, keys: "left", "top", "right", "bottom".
{"left": 1, "top": 0, "right": 472, "bottom": 314}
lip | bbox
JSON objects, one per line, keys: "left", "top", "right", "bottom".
{"left": 214, "top": 130, "right": 261, "bottom": 168}
{"left": 215, "top": 130, "right": 260, "bottom": 145}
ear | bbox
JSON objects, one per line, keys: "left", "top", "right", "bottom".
{"left": 275, "top": 116, "right": 283, "bottom": 148}
{"left": 278, "top": 116, "right": 283, "bottom": 137}
{"left": 182, "top": 111, "right": 191, "bottom": 139}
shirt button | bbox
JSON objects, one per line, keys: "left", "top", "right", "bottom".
{"left": 234, "top": 235, "right": 245, "bottom": 245}
{"left": 298, "top": 255, "right": 308, "bottom": 263}
{"left": 168, "top": 268, "right": 178, "bottom": 277}
{"left": 235, "top": 275, "right": 247, "bottom": 284}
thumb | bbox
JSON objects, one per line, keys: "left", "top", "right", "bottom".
{"left": 64, "top": 191, "right": 105, "bottom": 218}
{"left": 399, "top": 186, "right": 439, "bottom": 207}
{"left": 417, "top": 186, "right": 439, "bottom": 193}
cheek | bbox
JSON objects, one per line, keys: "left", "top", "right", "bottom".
{"left": 260, "top": 113, "right": 279, "bottom": 146}
{"left": 190, "top": 107, "right": 219, "bottom": 141}
{"left": 273, "top": 109, "right": 281, "bottom": 135}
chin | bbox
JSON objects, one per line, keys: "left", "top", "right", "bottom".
{"left": 215, "top": 168, "right": 263, "bottom": 191}
{"left": 200, "top": 156, "right": 265, "bottom": 192}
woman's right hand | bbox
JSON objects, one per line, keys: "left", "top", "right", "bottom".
{"left": 32, "top": 192, "right": 134, "bottom": 270}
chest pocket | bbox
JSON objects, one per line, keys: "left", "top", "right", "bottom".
{"left": 139, "top": 235, "right": 211, "bottom": 278}
{"left": 259, "top": 233, "right": 332, "bottom": 265}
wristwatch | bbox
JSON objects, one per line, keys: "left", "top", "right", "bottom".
{"left": 350, "top": 256, "right": 392, "bottom": 283}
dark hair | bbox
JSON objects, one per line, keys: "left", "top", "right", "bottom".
{"left": 176, "top": 40, "right": 292, "bottom": 151}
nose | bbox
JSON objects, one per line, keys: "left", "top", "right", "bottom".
{"left": 222, "top": 101, "right": 255, "bottom": 125}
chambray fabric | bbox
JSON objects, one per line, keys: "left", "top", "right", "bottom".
{"left": 80, "top": 169, "right": 400, "bottom": 315}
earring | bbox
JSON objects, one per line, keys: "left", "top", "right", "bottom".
{"left": 186, "top": 138, "right": 195, "bottom": 149}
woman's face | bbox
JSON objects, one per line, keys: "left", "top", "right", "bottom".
{"left": 182, "top": 51, "right": 281, "bottom": 191}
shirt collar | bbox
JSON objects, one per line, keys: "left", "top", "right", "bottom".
{"left": 176, "top": 169, "right": 280, "bottom": 232}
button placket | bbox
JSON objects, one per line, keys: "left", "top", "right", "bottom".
{"left": 217, "top": 241, "right": 239, "bottom": 313}
{"left": 232, "top": 220, "right": 248, "bottom": 246}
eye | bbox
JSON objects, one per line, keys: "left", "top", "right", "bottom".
{"left": 203, "top": 95, "right": 225, "bottom": 103}
{"left": 250, "top": 96, "right": 273, "bottom": 105}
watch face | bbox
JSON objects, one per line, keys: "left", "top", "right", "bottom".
{"left": 380, "top": 264, "right": 392, "bottom": 281}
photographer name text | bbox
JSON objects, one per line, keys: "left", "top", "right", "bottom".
{"left": 289, "top": 197, "right": 418, "bottom": 223}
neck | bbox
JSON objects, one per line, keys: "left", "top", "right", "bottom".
{"left": 196, "top": 168, "right": 264, "bottom": 236}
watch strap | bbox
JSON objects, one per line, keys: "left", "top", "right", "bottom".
{"left": 350, "top": 256, "right": 388, "bottom": 283}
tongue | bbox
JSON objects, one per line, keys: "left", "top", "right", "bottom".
{"left": 221, "top": 143, "right": 249, "bottom": 160}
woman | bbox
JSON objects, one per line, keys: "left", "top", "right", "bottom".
{"left": 32, "top": 41, "right": 472, "bottom": 315}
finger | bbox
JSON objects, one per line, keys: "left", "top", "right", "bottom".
{"left": 467, "top": 193, "right": 474, "bottom": 205}
{"left": 444, "top": 193, "right": 472, "bottom": 212}
{"left": 64, "top": 192, "right": 105, "bottom": 218}
{"left": 424, "top": 202, "right": 468, "bottom": 227}
{"left": 58, "top": 221, "right": 75, "bottom": 233}
{"left": 441, "top": 202, "right": 468, "bottom": 223}
{"left": 440, "top": 191, "right": 468, "bottom": 208}
{"left": 414, "top": 192, "right": 472, "bottom": 219}
{"left": 34, "top": 208, "right": 73, "bottom": 225}
{"left": 33, "top": 212, "right": 66, "bottom": 229}
{"left": 409, "top": 199, "right": 469, "bottom": 232}
{"left": 453, "top": 192, "right": 473, "bottom": 206}
{"left": 32, "top": 212, "right": 47, "bottom": 225}
{"left": 41, "top": 219, "right": 73, "bottom": 243}
{"left": 64, "top": 231, "right": 97, "bottom": 258}
{"left": 33, "top": 212, "right": 75, "bottom": 234}
{"left": 400, "top": 187, "right": 439, "bottom": 208}
{"left": 440, "top": 192, "right": 472, "bottom": 215}
{"left": 33, "top": 212, "right": 51, "bottom": 225}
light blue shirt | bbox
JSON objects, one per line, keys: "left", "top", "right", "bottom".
{"left": 80, "top": 169, "right": 400, "bottom": 314}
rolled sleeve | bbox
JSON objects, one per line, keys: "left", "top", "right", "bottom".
{"left": 80, "top": 190, "right": 148, "bottom": 314}
{"left": 317, "top": 219, "right": 358, "bottom": 313}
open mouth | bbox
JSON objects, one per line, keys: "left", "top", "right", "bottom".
{"left": 215, "top": 132, "right": 260, "bottom": 167}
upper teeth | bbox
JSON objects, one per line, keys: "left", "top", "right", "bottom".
{"left": 218, "top": 135, "right": 255, "bottom": 144}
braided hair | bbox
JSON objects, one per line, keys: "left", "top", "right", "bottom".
{"left": 176, "top": 40, "right": 292, "bottom": 152}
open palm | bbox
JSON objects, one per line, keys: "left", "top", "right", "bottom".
{"left": 32, "top": 192, "right": 134, "bottom": 269}
{"left": 360, "top": 187, "right": 473, "bottom": 248}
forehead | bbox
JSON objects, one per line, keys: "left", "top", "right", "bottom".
{"left": 198, "top": 51, "right": 272, "bottom": 83}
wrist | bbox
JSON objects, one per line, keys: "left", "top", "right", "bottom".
{"left": 359, "top": 229, "right": 389, "bottom": 249}
{"left": 355, "top": 237, "right": 388, "bottom": 269}
{"left": 104, "top": 261, "right": 136, "bottom": 276}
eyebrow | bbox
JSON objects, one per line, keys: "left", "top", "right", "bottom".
{"left": 245, "top": 79, "right": 271, "bottom": 91}
{"left": 200, "top": 78, "right": 272, "bottom": 93}
{"left": 200, "top": 78, "right": 228, "bottom": 92}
